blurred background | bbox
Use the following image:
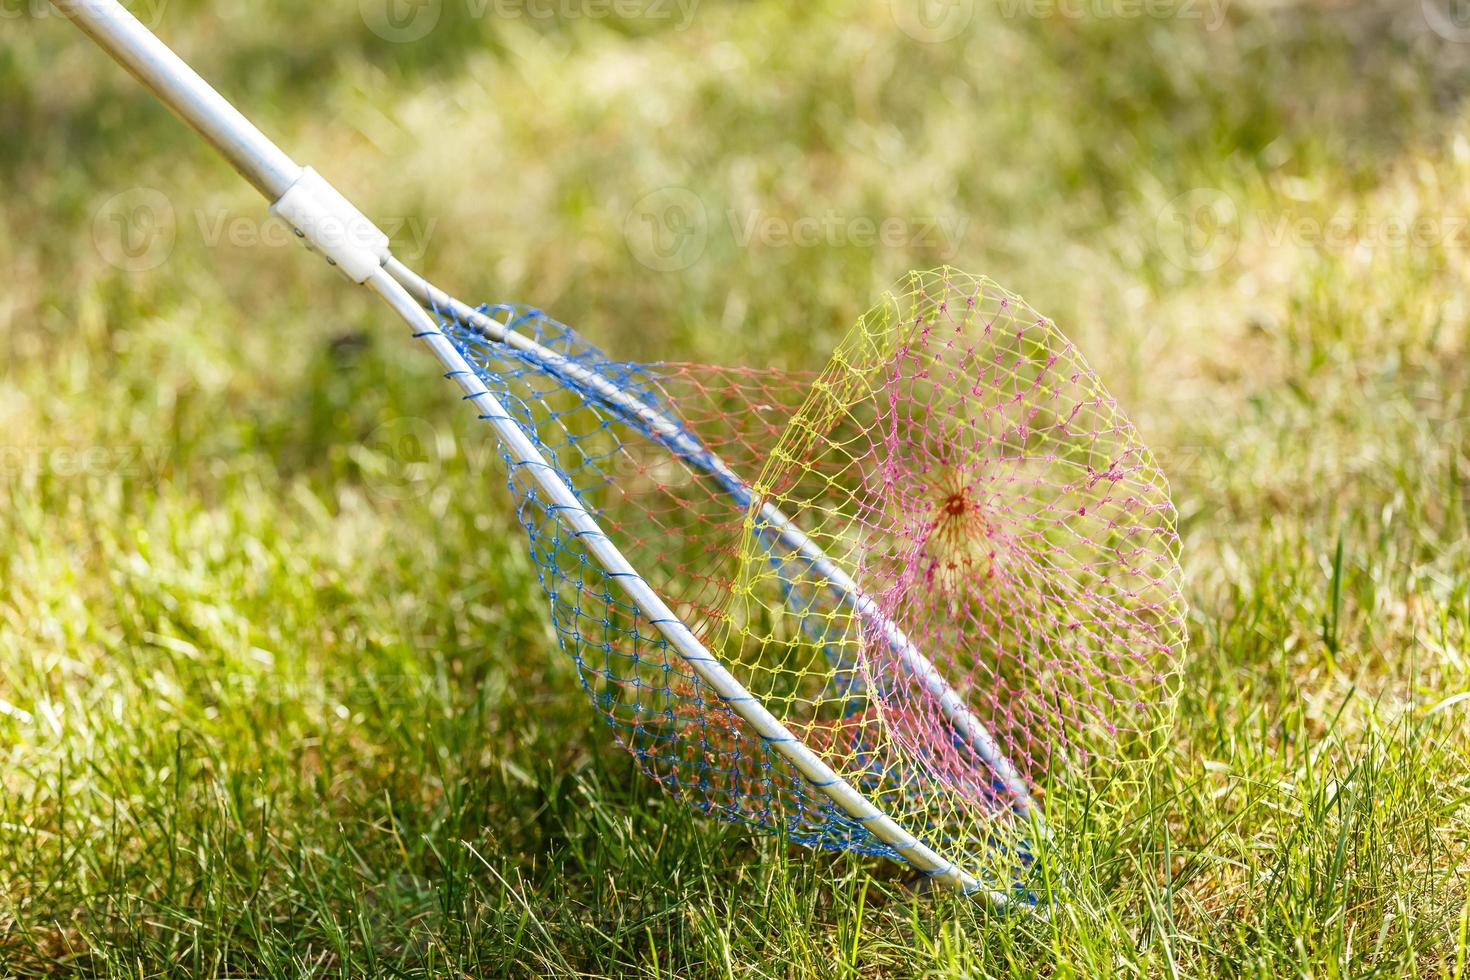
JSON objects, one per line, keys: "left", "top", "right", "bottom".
{"left": 2, "top": 0, "right": 1467, "bottom": 975}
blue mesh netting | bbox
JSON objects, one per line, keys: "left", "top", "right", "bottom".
{"left": 435, "top": 303, "right": 904, "bottom": 862}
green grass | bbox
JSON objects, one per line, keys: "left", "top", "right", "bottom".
{"left": 3, "top": 0, "right": 1469, "bottom": 975}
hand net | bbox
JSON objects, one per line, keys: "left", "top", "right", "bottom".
{"left": 440, "top": 267, "right": 1185, "bottom": 892}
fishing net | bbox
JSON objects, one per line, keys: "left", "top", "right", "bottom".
{"left": 440, "top": 267, "right": 1186, "bottom": 892}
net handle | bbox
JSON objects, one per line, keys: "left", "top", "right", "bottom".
{"left": 54, "top": 0, "right": 393, "bottom": 282}
{"left": 51, "top": 0, "right": 300, "bottom": 200}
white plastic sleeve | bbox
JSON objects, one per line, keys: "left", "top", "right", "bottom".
{"left": 269, "top": 168, "right": 391, "bottom": 283}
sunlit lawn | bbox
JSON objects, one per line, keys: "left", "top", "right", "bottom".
{"left": 1, "top": 0, "right": 1467, "bottom": 975}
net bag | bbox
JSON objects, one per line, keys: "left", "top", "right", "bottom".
{"left": 442, "top": 268, "right": 1186, "bottom": 892}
